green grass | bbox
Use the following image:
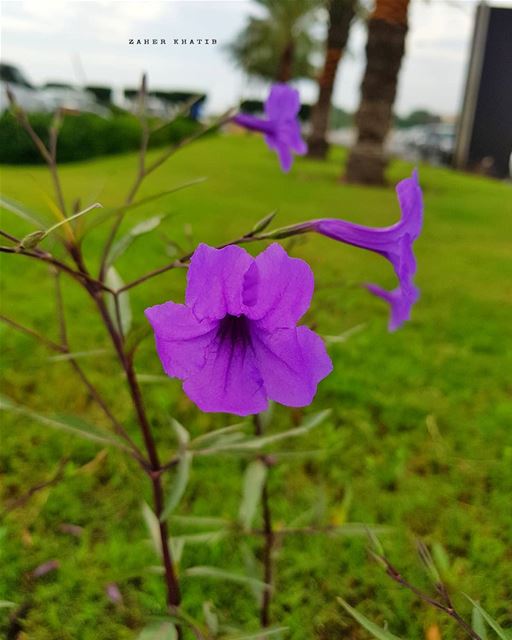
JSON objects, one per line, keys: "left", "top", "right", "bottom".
{"left": 1, "top": 135, "right": 511, "bottom": 639}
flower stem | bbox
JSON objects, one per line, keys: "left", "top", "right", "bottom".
{"left": 253, "top": 414, "right": 274, "bottom": 628}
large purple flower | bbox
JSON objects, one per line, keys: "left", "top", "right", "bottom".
{"left": 233, "top": 83, "right": 307, "bottom": 172}
{"left": 307, "top": 170, "right": 423, "bottom": 331}
{"left": 145, "top": 243, "right": 332, "bottom": 416}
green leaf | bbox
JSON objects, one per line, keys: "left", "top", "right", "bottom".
{"left": 0, "top": 394, "right": 127, "bottom": 450}
{"left": 191, "top": 422, "right": 247, "bottom": 447}
{"left": 224, "top": 628, "right": 289, "bottom": 640}
{"left": 106, "top": 267, "right": 132, "bottom": 335}
{"left": 174, "top": 530, "right": 225, "bottom": 545}
{"left": 170, "top": 418, "right": 190, "bottom": 449}
{"left": 338, "top": 598, "right": 403, "bottom": 640}
{"left": 185, "top": 566, "right": 269, "bottom": 592}
{"left": 137, "top": 621, "right": 178, "bottom": 640}
{"left": 472, "top": 605, "right": 488, "bottom": 640}
{"left": 168, "top": 537, "right": 185, "bottom": 566}
{"left": 0, "top": 194, "right": 45, "bottom": 226}
{"left": 238, "top": 460, "right": 267, "bottom": 531}
{"left": 90, "top": 178, "right": 207, "bottom": 230}
{"left": 196, "top": 410, "right": 331, "bottom": 454}
{"left": 108, "top": 214, "right": 167, "bottom": 266}
{"left": 142, "top": 501, "right": 162, "bottom": 557}
{"left": 0, "top": 600, "right": 16, "bottom": 608}
{"left": 48, "top": 349, "right": 108, "bottom": 362}
{"left": 251, "top": 210, "right": 277, "bottom": 234}
{"left": 463, "top": 595, "right": 511, "bottom": 640}
{"left": 202, "top": 601, "right": 219, "bottom": 635}
{"left": 161, "top": 452, "right": 192, "bottom": 521}
{"left": 168, "top": 514, "right": 229, "bottom": 528}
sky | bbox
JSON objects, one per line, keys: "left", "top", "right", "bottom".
{"left": 1, "top": 0, "right": 511, "bottom": 117}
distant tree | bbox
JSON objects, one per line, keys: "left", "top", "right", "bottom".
{"left": 395, "top": 109, "right": 441, "bottom": 128}
{"left": 228, "top": 0, "right": 323, "bottom": 82}
{"left": 308, "top": 0, "right": 356, "bottom": 159}
{"left": 345, "top": 0, "right": 410, "bottom": 185}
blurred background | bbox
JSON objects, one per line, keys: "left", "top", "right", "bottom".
{"left": 1, "top": 0, "right": 511, "bottom": 176}
{"left": 1, "top": 2, "right": 512, "bottom": 639}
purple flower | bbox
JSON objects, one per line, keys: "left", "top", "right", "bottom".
{"left": 310, "top": 170, "right": 423, "bottom": 331}
{"left": 145, "top": 243, "right": 332, "bottom": 416}
{"left": 233, "top": 83, "right": 307, "bottom": 172}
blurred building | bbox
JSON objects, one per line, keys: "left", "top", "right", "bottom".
{"left": 454, "top": 3, "right": 512, "bottom": 178}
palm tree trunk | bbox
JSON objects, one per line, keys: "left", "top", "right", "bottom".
{"left": 277, "top": 40, "right": 295, "bottom": 82}
{"left": 308, "top": 0, "right": 355, "bottom": 159}
{"left": 345, "top": 0, "right": 410, "bottom": 185}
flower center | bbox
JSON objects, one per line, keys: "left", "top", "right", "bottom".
{"left": 217, "top": 314, "right": 251, "bottom": 346}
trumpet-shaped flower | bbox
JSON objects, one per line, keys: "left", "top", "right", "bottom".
{"left": 145, "top": 243, "right": 332, "bottom": 416}
{"left": 303, "top": 170, "right": 423, "bottom": 330}
{"left": 233, "top": 83, "right": 307, "bottom": 172}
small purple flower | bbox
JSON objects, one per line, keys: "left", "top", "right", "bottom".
{"left": 233, "top": 83, "right": 307, "bottom": 172}
{"left": 145, "top": 243, "right": 332, "bottom": 416}
{"left": 309, "top": 170, "right": 423, "bottom": 331}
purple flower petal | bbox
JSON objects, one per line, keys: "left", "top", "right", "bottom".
{"left": 233, "top": 83, "right": 307, "bottom": 172}
{"left": 145, "top": 243, "right": 331, "bottom": 415}
{"left": 145, "top": 301, "right": 218, "bottom": 379}
{"left": 264, "top": 83, "right": 301, "bottom": 121}
{"left": 243, "top": 243, "right": 314, "bottom": 329}
{"left": 251, "top": 325, "right": 332, "bottom": 407}
{"left": 183, "top": 316, "right": 267, "bottom": 416}
{"left": 310, "top": 170, "right": 423, "bottom": 330}
{"left": 186, "top": 244, "right": 254, "bottom": 321}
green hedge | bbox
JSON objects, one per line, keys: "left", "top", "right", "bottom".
{"left": 0, "top": 111, "right": 202, "bottom": 164}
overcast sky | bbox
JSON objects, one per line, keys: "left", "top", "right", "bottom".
{"left": 1, "top": 0, "right": 511, "bottom": 117}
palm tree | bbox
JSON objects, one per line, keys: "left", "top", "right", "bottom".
{"left": 345, "top": 0, "right": 410, "bottom": 184}
{"left": 228, "top": 0, "right": 322, "bottom": 82}
{"left": 308, "top": 0, "right": 356, "bottom": 159}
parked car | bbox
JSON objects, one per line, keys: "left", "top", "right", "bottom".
{"left": 0, "top": 63, "right": 49, "bottom": 114}
{"left": 40, "top": 83, "right": 109, "bottom": 116}
{"left": 406, "top": 123, "right": 456, "bottom": 165}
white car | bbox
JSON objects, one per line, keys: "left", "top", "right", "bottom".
{"left": 40, "top": 83, "right": 109, "bottom": 116}
{"left": 0, "top": 63, "right": 49, "bottom": 114}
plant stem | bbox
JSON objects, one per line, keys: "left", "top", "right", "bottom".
{"left": 378, "top": 555, "right": 482, "bottom": 640}
{"left": 253, "top": 414, "right": 274, "bottom": 628}
{"left": 89, "top": 289, "right": 181, "bottom": 608}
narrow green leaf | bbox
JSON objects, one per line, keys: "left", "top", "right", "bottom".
{"left": 238, "top": 460, "right": 267, "bottom": 531}
{"left": 170, "top": 418, "right": 190, "bottom": 448}
{"left": 174, "top": 530, "right": 225, "bottom": 545}
{"left": 185, "top": 566, "right": 269, "bottom": 591}
{"left": 0, "top": 600, "right": 16, "bottom": 608}
{"left": 48, "top": 349, "right": 108, "bottom": 362}
{"left": 251, "top": 211, "right": 277, "bottom": 234}
{"left": 90, "top": 178, "right": 207, "bottom": 230}
{"left": 202, "top": 601, "right": 219, "bottom": 635}
{"left": 338, "top": 598, "right": 403, "bottom": 640}
{"left": 0, "top": 194, "right": 45, "bottom": 226}
{"left": 168, "top": 537, "right": 185, "bottom": 566}
{"left": 45, "top": 202, "right": 102, "bottom": 234}
{"left": 168, "top": 514, "right": 229, "bottom": 528}
{"left": 106, "top": 267, "right": 132, "bottom": 335}
{"left": 472, "top": 605, "right": 488, "bottom": 640}
{"left": 323, "top": 323, "right": 366, "bottom": 344}
{"left": 196, "top": 410, "right": 331, "bottom": 454}
{"left": 108, "top": 214, "right": 167, "bottom": 266}
{"left": 137, "top": 621, "right": 178, "bottom": 640}
{"left": 161, "top": 452, "right": 192, "bottom": 520}
{"left": 0, "top": 394, "right": 127, "bottom": 450}
{"left": 463, "top": 595, "right": 511, "bottom": 640}
{"left": 142, "top": 501, "right": 162, "bottom": 557}
{"left": 191, "top": 422, "right": 247, "bottom": 447}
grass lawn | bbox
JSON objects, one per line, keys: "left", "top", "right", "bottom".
{"left": 1, "top": 134, "right": 511, "bottom": 639}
